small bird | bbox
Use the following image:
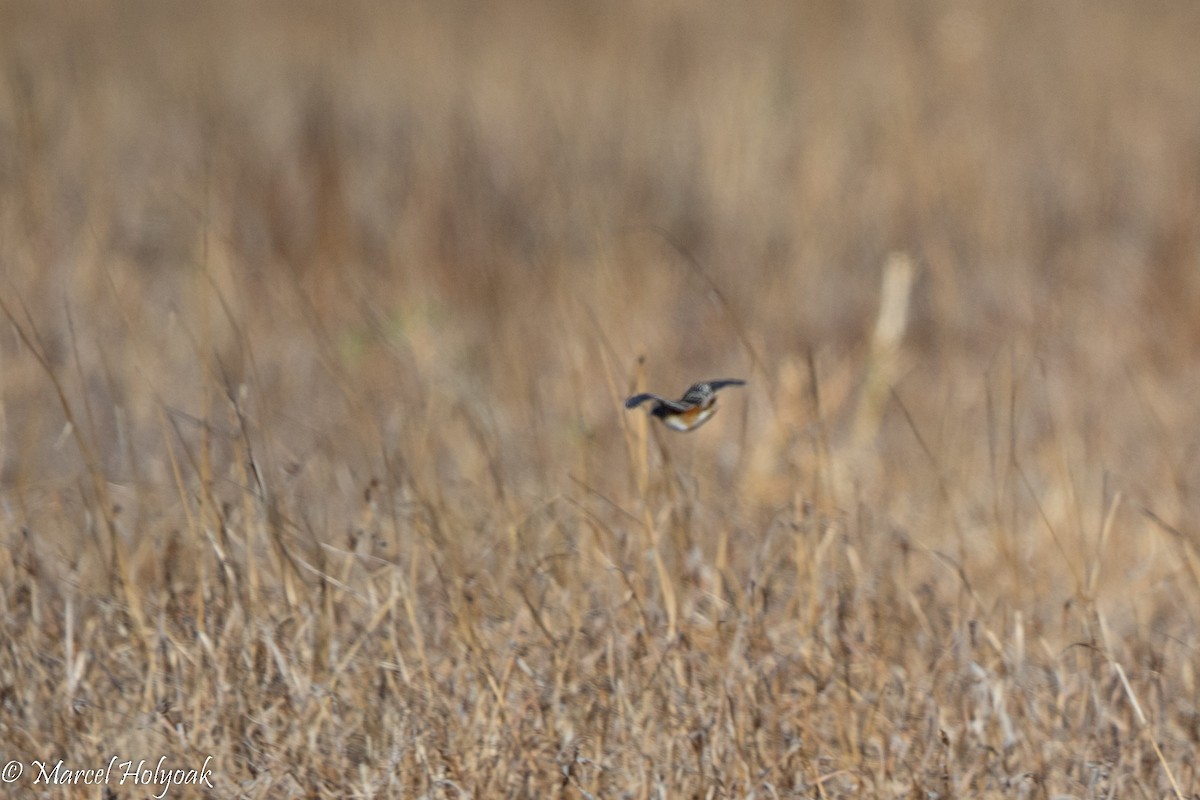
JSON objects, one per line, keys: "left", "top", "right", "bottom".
{"left": 624, "top": 379, "right": 746, "bottom": 432}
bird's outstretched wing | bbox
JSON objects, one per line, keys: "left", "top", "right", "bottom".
{"left": 624, "top": 392, "right": 667, "bottom": 409}
{"left": 625, "top": 392, "right": 693, "bottom": 413}
{"left": 705, "top": 379, "right": 746, "bottom": 392}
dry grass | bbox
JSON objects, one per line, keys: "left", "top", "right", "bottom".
{"left": 2, "top": 1, "right": 1200, "bottom": 797}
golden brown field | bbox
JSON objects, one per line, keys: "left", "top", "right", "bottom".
{"left": 3, "top": 1, "right": 1200, "bottom": 797}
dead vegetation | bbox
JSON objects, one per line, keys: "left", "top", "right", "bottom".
{"left": 2, "top": 1, "right": 1200, "bottom": 797}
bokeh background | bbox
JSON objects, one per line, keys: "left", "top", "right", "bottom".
{"left": 3, "top": 1, "right": 1200, "bottom": 796}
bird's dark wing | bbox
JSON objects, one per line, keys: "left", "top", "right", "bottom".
{"left": 625, "top": 392, "right": 668, "bottom": 409}
{"left": 706, "top": 379, "right": 746, "bottom": 392}
{"left": 652, "top": 398, "right": 693, "bottom": 414}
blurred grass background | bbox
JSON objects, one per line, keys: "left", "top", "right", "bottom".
{"left": 3, "top": 0, "right": 1200, "bottom": 796}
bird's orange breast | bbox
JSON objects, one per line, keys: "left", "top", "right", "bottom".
{"left": 662, "top": 403, "right": 717, "bottom": 432}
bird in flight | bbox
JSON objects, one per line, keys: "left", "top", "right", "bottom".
{"left": 624, "top": 379, "right": 745, "bottom": 432}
